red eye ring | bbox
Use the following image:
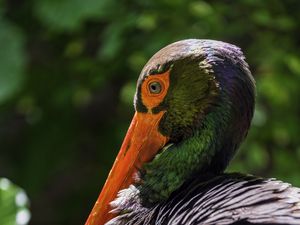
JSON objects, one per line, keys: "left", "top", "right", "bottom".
{"left": 141, "top": 70, "right": 170, "bottom": 109}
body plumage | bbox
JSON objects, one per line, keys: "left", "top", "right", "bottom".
{"left": 109, "top": 174, "right": 300, "bottom": 224}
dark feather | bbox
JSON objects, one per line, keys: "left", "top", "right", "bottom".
{"left": 108, "top": 173, "right": 300, "bottom": 225}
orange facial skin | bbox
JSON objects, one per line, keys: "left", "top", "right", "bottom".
{"left": 141, "top": 70, "right": 170, "bottom": 110}
{"left": 85, "top": 70, "right": 170, "bottom": 225}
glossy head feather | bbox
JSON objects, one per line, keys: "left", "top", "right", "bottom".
{"left": 132, "top": 39, "right": 256, "bottom": 204}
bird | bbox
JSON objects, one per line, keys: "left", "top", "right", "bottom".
{"left": 85, "top": 39, "right": 300, "bottom": 225}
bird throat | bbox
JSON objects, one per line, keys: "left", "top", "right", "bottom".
{"left": 137, "top": 103, "right": 233, "bottom": 206}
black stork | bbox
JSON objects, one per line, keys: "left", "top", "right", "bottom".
{"left": 85, "top": 39, "right": 300, "bottom": 225}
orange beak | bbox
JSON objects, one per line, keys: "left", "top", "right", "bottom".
{"left": 85, "top": 111, "right": 169, "bottom": 225}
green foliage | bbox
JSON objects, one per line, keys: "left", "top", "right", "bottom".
{"left": 0, "top": 0, "right": 299, "bottom": 224}
{"left": 34, "top": 0, "right": 116, "bottom": 31}
{"left": 0, "top": 178, "right": 30, "bottom": 225}
{"left": 0, "top": 17, "right": 25, "bottom": 104}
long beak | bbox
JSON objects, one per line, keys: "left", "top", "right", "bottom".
{"left": 85, "top": 111, "right": 168, "bottom": 225}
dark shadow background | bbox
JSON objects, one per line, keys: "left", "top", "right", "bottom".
{"left": 0, "top": 0, "right": 299, "bottom": 224}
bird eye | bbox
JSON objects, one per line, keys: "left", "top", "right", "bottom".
{"left": 148, "top": 81, "right": 162, "bottom": 94}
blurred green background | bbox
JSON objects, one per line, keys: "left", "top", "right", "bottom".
{"left": 0, "top": 0, "right": 300, "bottom": 224}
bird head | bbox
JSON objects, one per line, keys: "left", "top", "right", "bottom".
{"left": 86, "top": 39, "right": 255, "bottom": 225}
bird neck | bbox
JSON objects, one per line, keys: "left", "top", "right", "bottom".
{"left": 139, "top": 100, "right": 234, "bottom": 206}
